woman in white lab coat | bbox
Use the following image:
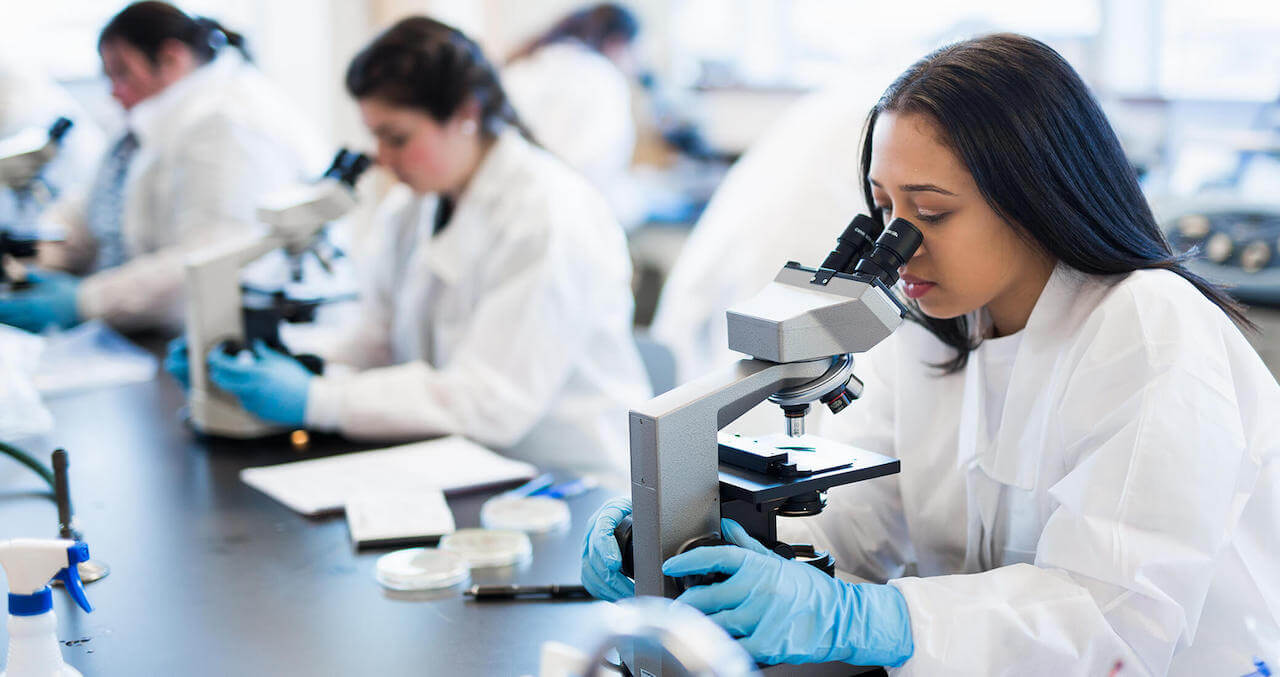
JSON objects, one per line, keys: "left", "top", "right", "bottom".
{"left": 0, "top": 1, "right": 324, "bottom": 333}
{"left": 180, "top": 17, "right": 651, "bottom": 481}
{"left": 502, "top": 4, "right": 639, "bottom": 223}
{"left": 582, "top": 34, "right": 1280, "bottom": 675}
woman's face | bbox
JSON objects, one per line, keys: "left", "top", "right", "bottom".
{"left": 868, "top": 111, "right": 1054, "bottom": 335}
{"left": 358, "top": 97, "right": 479, "bottom": 196}
{"left": 100, "top": 39, "right": 193, "bottom": 110}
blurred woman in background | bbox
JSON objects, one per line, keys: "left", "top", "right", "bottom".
{"left": 0, "top": 1, "right": 325, "bottom": 333}
{"left": 503, "top": 4, "right": 641, "bottom": 223}
{"left": 173, "top": 17, "right": 651, "bottom": 483}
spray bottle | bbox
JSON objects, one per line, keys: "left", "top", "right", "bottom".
{"left": 0, "top": 539, "right": 92, "bottom": 677}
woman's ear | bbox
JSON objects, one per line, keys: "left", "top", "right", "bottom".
{"left": 453, "top": 98, "right": 483, "bottom": 136}
{"left": 155, "top": 38, "right": 197, "bottom": 83}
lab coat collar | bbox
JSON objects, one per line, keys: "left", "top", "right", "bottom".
{"left": 423, "top": 128, "right": 528, "bottom": 285}
{"left": 959, "top": 263, "right": 1090, "bottom": 490}
{"left": 126, "top": 50, "right": 242, "bottom": 148}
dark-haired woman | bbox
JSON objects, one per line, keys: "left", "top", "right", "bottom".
{"left": 581, "top": 34, "right": 1279, "bottom": 674}
{"left": 503, "top": 4, "right": 640, "bottom": 222}
{"left": 188, "top": 17, "right": 650, "bottom": 484}
{"left": 0, "top": 1, "right": 325, "bottom": 333}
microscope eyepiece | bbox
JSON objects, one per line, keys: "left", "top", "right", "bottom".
{"left": 48, "top": 117, "right": 73, "bottom": 144}
{"left": 339, "top": 152, "right": 373, "bottom": 187}
{"left": 322, "top": 149, "right": 350, "bottom": 180}
{"left": 852, "top": 217, "right": 923, "bottom": 287}
{"left": 321, "top": 149, "right": 373, "bottom": 187}
{"left": 820, "top": 214, "right": 880, "bottom": 274}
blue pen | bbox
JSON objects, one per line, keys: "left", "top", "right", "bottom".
{"left": 505, "top": 473, "right": 554, "bottom": 498}
{"left": 531, "top": 477, "right": 598, "bottom": 499}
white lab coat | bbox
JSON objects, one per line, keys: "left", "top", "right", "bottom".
{"left": 305, "top": 129, "right": 652, "bottom": 482}
{"left": 38, "top": 50, "right": 327, "bottom": 331}
{"left": 650, "top": 85, "right": 879, "bottom": 384}
{"left": 779, "top": 265, "right": 1280, "bottom": 676}
{"left": 502, "top": 42, "right": 636, "bottom": 222}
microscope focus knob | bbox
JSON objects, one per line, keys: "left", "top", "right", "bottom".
{"left": 614, "top": 515, "right": 635, "bottom": 579}
{"left": 671, "top": 536, "right": 732, "bottom": 592}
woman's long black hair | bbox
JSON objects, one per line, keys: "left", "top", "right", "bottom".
{"left": 860, "top": 33, "right": 1251, "bottom": 373}
{"left": 345, "top": 16, "right": 529, "bottom": 141}
{"left": 99, "top": 1, "right": 251, "bottom": 64}
{"left": 507, "top": 3, "right": 639, "bottom": 63}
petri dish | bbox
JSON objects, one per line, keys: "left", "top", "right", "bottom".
{"left": 438, "top": 528, "right": 533, "bottom": 568}
{"left": 375, "top": 547, "right": 470, "bottom": 591}
{"left": 480, "top": 496, "right": 571, "bottom": 533}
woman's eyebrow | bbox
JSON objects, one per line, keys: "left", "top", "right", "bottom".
{"left": 868, "top": 178, "right": 956, "bottom": 196}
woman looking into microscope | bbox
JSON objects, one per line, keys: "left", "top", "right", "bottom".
{"left": 581, "top": 33, "right": 1279, "bottom": 676}
{"left": 168, "top": 17, "right": 650, "bottom": 485}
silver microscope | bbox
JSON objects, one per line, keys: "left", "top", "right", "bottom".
{"left": 618, "top": 215, "right": 923, "bottom": 676}
{"left": 183, "top": 149, "right": 370, "bottom": 438}
{"left": 0, "top": 117, "right": 73, "bottom": 290}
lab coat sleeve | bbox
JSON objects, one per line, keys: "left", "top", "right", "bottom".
{"left": 35, "top": 190, "right": 98, "bottom": 274}
{"left": 305, "top": 217, "right": 593, "bottom": 449}
{"left": 888, "top": 289, "right": 1259, "bottom": 676}
{"left": 76, "top": 114, "right": 271, "bottom": 331}
{"left": 777, "top": 335, "right": 915, "bottom": 583}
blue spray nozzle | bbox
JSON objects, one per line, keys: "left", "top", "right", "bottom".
{"left": 8, "top": 588, "right": 53, "bottom": 616}
{"left": 53, "top": 542, "right": 92, "bottom": 613}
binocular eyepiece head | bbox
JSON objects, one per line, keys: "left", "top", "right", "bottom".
{"left": 854, "top": 217, "right": 923, "bottom": 287}
{"left": 323, "top": 148, "right": 374, "bottom": 188}
{"left": 820, "top": 214, "right": 922, "bottom": 288}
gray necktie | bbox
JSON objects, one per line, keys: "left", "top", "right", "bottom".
{"left": 86, "top": 131, "right": 139, "bottom": 271}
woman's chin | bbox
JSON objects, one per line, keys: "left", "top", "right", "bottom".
{"left": 915, "top": 296, "right": 970, "bottom": 321}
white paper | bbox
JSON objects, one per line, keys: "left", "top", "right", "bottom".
{"left": 33, "top": 320, "right": 157, "bottom": 396}
{"left": 239, "top": 436, "right": 538, "bottom": 516}
{"left": 346, "top": 489, "right": 455, "bottom": 547}
{"left": 0, "top": 324, "right": 53, "bottom": 441}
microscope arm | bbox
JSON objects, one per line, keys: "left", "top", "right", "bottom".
{"left": 182, "top": 233, "right": 291, "bottom": 438}
{"left": 628, "top": 357, "right": 831, "bottom": 599}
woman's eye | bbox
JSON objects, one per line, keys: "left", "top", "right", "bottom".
{"left": 917, "top": 211, "right": 948, "bottom": 224}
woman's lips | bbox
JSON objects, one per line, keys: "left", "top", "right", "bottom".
{"left": 900, "top": 273, "right": 937, "bottom": 300}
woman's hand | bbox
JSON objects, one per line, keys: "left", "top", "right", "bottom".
{"left": 664, "top": 518, "right": 914, "bottom": 667}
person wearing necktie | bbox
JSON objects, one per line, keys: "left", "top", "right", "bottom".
{"left": 0, "top": 1, "right": 325, "bottom": 334}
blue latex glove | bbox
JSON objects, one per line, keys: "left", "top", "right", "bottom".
{"left": 663, "top": 518, "right": 914, "bottom": 667}
{"left": 205, "top": 339, "right": 311, "bottom": 426}
{"left": 0, "top": 269, "right": 80, "bottom": 332}
{"left": 580, "top": 497, "right": 635, "bottom": 601}
{"left": 164, "top": 337, "right": 190, "bottom": 390}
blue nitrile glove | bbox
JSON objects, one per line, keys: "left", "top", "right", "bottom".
{"left": 663, "top": 518, "right": 913, "bottom": 667}
{"left": 580, "top": 497, "right": 636, "bottom": 601}
{"left": 164, "top": 336, "right": 190, "bottom": 390}
{"left": 205, "top": 339, "right": 311, "bottom": 426}
{"left": 0, "top": 269, "right": 80, "bottom": 332}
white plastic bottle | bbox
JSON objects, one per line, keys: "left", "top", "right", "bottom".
{"left": 0, "top": 539, "right": 93, "bottom": 677}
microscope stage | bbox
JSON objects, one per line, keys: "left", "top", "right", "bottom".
{"left": 718, "top": 432, "right": 900, "bottom": 505}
